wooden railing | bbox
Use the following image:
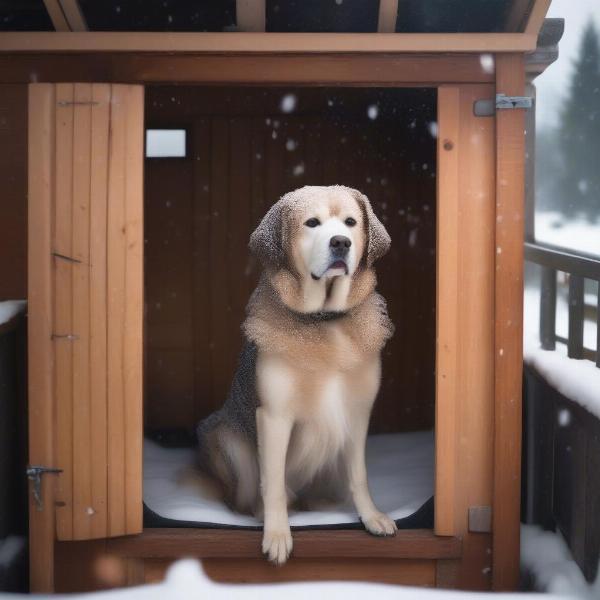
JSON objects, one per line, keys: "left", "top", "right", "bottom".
{"left": 524, "top": 242, "right": 600, "bottom": 367}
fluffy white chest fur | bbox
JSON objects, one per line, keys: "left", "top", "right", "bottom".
{"left": 257, "top": 353, "right": 380, "bottom": 495}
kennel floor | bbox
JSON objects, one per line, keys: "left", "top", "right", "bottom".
{"left": 143, "top": 430, "right": 434, "bottom": 530}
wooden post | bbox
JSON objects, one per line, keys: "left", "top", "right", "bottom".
{"left": 28, "top": 83, "right": 56, "bottom": 593}
{"left": 493, "top": 53, "right": 526, "bottom": 591}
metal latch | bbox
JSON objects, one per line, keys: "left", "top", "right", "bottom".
{"left": 495, "top": 94, "right": 533, "bottom": 110}
{"left": 26, "top": 466, "right": 62, "bottom": 511}
{"left": 474, "top": 94, "right": 533, "bottom": 117}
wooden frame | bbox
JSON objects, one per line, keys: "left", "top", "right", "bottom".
{"left": 19, "top": 17, "right": 533, "bottom": 588}
{"left": 0, "top": 32, "right": 537, "bottom": 53}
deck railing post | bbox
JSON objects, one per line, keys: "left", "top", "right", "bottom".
{"left": 567, "top": 274, "right": 585, "bottom": 359}
{"left": 539, "top": 266, "right": 556, "bottom": 350}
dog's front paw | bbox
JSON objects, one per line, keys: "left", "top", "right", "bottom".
{"left": 362, "top": 511, "right": 398, "bottom": 537}
{"left": 262, "top": 526, "right": 293, "bottom": 565}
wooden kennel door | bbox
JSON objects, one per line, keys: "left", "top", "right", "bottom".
{"left": 28, "top": 83, "right": 144, "bottom": 587}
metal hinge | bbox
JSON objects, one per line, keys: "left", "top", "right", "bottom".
{"left": 468, "top": 506, "right": 492, "bottom": 533}
{"left": 474, "top": 94, "right": 534, "bottom": 117}
{"left": 26, "top": 465, "right": 62, "bottom": 511}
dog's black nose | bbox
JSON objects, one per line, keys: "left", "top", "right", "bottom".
{"left": 330, "top": 235, "right": 352, "bottom": 251}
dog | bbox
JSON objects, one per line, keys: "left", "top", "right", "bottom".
{"left": 196, "top": 185, "right": 395, "bottom": 565}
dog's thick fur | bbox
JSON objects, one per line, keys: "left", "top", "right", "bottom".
{"left": 196, "top": 185, "right": 395, "bottom": 564}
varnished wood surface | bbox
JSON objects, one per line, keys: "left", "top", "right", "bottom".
{"left": 0, "top": 54, "right": 495, "bottom": 86}
{"left": 106, "top": 528, "right": 461, "bottom": 560}
{"left": 493, "top": 53, "right": 526, "bottom": 592}
{"left": 0, "top": 32, "right": 537, "bottom": 53}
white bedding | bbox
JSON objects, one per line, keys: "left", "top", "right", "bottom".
{"left": 143, "top": 430, "right": 434, "bottom": 527}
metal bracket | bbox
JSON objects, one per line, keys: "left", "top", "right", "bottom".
{"left": 57, "top": 101, "right": 99, "bottom": 107}
{"left": 495, "top": 94, "right": 533, "bottom": 110}
{"left": 27, "top": 465, "right": 63, "bottom": 511}
{"left": 468, "top": 506, "right": 492, "bottom": 533}
{"left": 52, "top": 252, "right": 82, "bottom": 264}
{"left": 474, "top": 94, "right": 534, "bottom": 117}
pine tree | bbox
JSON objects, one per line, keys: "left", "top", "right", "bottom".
{"left": 558, "top": 20, "right": 600, "bottom": 222}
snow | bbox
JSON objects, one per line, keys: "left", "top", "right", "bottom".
{"left": 523, "top": 287, "right": 600, "bottom": 420}
{"left": 144, "top": 431, "right": 434, "bottom": 527}
{"left": 521, "top": 525, "right": 599, "bottom": 599}
{"left": 0, "top": 300, "right": 26, "bottom": 326}
{"left": 280, "top": 94, "right": 297, "bottom": 114}
{"left": 367, "top": 104, "right": 379, "bottom": 120}
{"left": 534, "top": 212, "right": 600, "bottom": 257}
{"left": 0, "top": 558, "right": 578, "bottom": 600}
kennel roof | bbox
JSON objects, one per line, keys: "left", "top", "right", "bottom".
{"left": 1, "top": 0, "right": 549, "bottom": 37}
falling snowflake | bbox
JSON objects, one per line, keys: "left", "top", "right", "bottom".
{"left": 367, "top": 104, "right": 379, "bottom": 120}
{"left": 293, "top": 163, "right": 305, "bottom": 176}
{"left": 479, "top": 53, "right": 495, "bottom": 74}
{"left": 280, "top": 94, "right": 297, "bottom": 113}
{"left": 286, "top": 139, "right": 297, "bottom": 151}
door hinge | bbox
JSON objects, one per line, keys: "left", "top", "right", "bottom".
{"left": 474, "top": 94, "right": 533, "bottom": 117}
{"left": 468, "top": 505, "right": 492, "bottom": 533}
{"left": 26, "top": 465, "right": 62, "bottom": 511}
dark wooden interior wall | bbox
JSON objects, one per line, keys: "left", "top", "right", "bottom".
{"left": 144, "top": 87, "right": 436, "bottom": 434}
{"left": 0, "top": 84, "right": 27, "bottom": 301}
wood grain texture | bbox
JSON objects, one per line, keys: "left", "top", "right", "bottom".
{"left": 0, "top": 54, "right": 495, "bottom": 86}
{"left": 30, "top": 84, "right": 144, "bottom": 547}
{"left": 28, "top": 83, "right": 56, "bottom": 594}
{"left": 0, "top": 32, "right": 537, "bottom": 53}
{"left": 493, "top": 53, "right": 526, "bottom": 592}
{"left": 435, "top": 85, "right": 496, "bottom": 590}
{"left": 53, "top": 83, "right": 75, "bottom": 541}
{"left": 0, "top": 85, "right": 27, "bottom": 300}
{"left": 106, "top": 528, "right": 461, "bottom": 560}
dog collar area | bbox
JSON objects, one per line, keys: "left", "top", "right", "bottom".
{"left": 292, "top": 309, "right": 349, "bottom": 323}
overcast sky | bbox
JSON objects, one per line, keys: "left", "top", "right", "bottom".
{"left": 535, "top": 0, "right": 600, "bottom": 129}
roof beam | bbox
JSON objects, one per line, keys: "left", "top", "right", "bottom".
{"left": 377, "top": 0, "right": 399, "bottom": 33}
{"left": 42, "top": 0, "right": 69, "bottom": 31}
{"left": 236, "top": 0, "right": 266, "bottom": 32}
{"left": 0, "top": 32, "right": 537, "bottom": 53}
{"left": 524, "top": 0, "right": 551, "bottom": 36}
{"left": 43, "top": 0, "right": 87, "bottom": 31}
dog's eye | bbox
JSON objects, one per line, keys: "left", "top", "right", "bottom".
{"left": 304, "top": 218, "right": 321, "bottom": 228}
{"left": 345, "top": 217, "right": 357, "bottom": 227}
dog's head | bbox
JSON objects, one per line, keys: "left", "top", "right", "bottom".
{"left": 249, "top": 185, "right": 390, "bottom": 283}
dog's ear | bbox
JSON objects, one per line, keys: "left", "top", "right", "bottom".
{"left": 249, "top": 199, "right": 288, "bottom": 270}
{"left": 351, "top": 189, "right": 391, "bottom": 267}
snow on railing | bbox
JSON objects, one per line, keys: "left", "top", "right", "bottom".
{"left": 525, "top": 242, "right": 600, "bottom": 368}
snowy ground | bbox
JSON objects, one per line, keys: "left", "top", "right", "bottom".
{"left": 534, "top": 212, "right": 600, "bottom": 257}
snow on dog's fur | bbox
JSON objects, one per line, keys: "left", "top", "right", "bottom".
{"left": 196, "top": 185, "right": 395, "bottom": 565}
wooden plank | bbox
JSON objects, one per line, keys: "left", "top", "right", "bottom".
{"left": 236, "top": 0, "right": 266, "bottom": 32}
{"left": 436, "top": 84, "right": 496, "bottom": 590}
{"left": 28, "top": 82, "right": 56, "bottom": 594}
{"left": 377, "top": 0, "right": 398, "bottom": 33}
{"left": 493, "top": 53, "right": 526, "bottom": 592}
{"left": 524, "top": 0, "right": 551, "bottom": 36}
{"left": 122, "top": 84, "right": 144, "bottom": 534}
{"left": 106, "top": 528, "right": 462, "bottom": 560}
{"left": 435, "top": 87, "right": 460, "bottom": 537}
{"left": 89, "top": 83, "right": 111, "bottom": 538}
{"left": 0, "top": 54, "right": 496, "bottom": 86}
{"left": 203, "top": 558, "right": 436, "bottom": 585}
{"left": 106, "top": 84, "right": 127, "bottom": 537}
{"left": 0, "top": 32, "right": 537, "bottom": 53}
{"left": 58, "top": 0, "right": 88, "bottom": 31}
{"left": 53, "top": 83, "right": 74, "bottom": 541}
{"left": 41, "top": 0, "right": 70, "bottom": 31}
{"left": 71, "top": 82, "right": 93, "bottom": 539}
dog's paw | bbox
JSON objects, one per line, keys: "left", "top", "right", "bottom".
{"left": 362, "top": 511, "right": 398, "bottom": 537}
{"left": 262, "top": 526, "right": 293, "bottom": 565}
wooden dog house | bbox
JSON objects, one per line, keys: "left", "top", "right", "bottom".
{"left": 0, "top": 0, "right": 556, "bottom": 593}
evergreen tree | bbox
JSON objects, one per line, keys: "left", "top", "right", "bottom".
{"left": 558, "top": 20, "right": 600, "bottom": 222}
